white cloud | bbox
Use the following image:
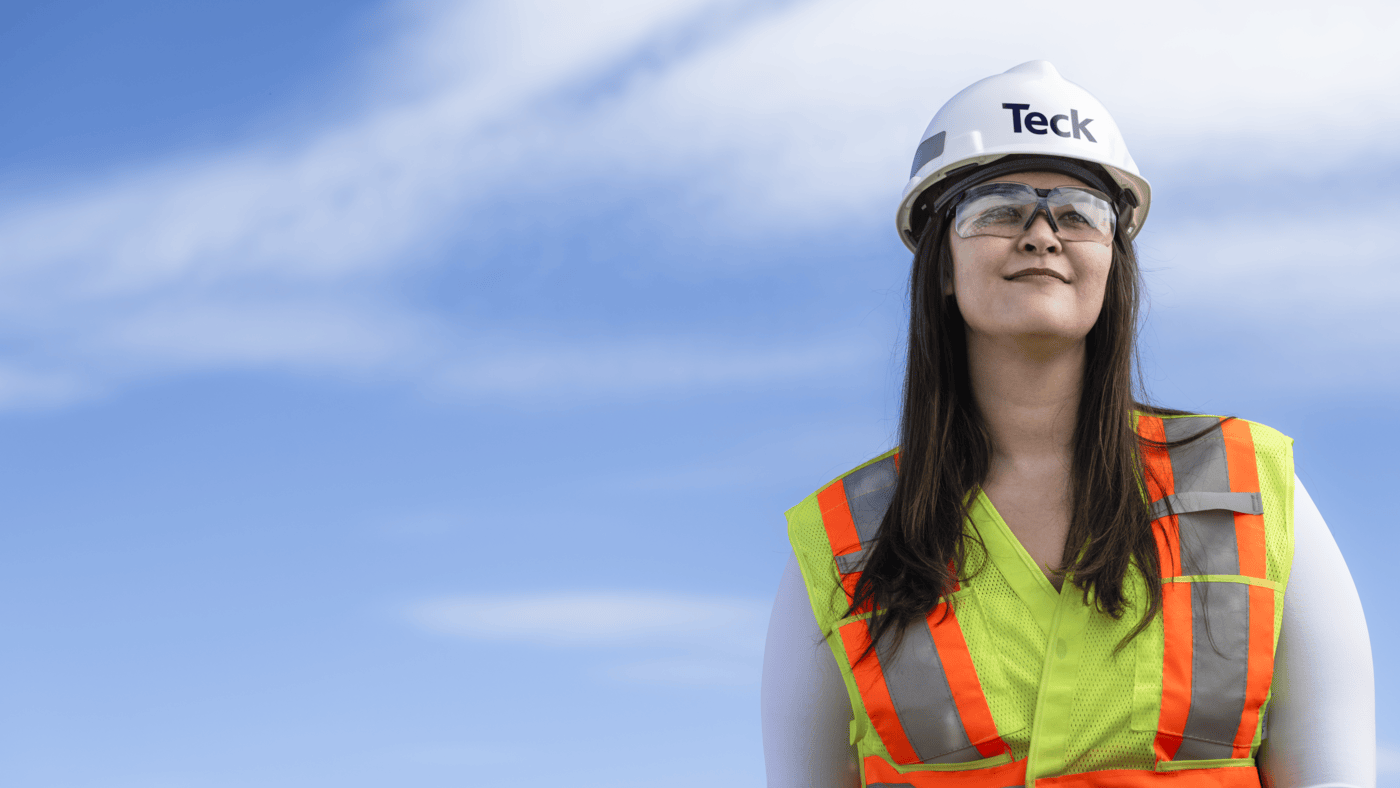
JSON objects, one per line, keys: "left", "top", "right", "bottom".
{"left": 1144, "top": 206, "right": 1399, "bottom": 312}
{"left": 1380, "top": 742, "right": 1400, "bottom": 771}
{"left": 618, "top": 420, "right": 897, "bottom": 493}
{"left": 430, "top": 337, "right": 876, "bottom": 400}
{"left": 96, "top": 298, "right": 434, "bottom": 369}
{"left": 1, "top": 0, "right": 1397, "bottom": 406}
{"left": 404, "top": 591, "right": 769, "bottom": 654}
{"left": 1134, "top": 196, "right": 1400, "bottom": 394}
{"left": 564, "top": 0, "right": 1400, "bottom": 226}
{"left": 605, "top": 656, "right": 759, "bottom": 686}
{"left": 0, "top": 364, "right": 89, "bottom": 410}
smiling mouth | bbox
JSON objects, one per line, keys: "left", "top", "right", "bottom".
{"left": 1006, "top": 267, "right": 1069, "bottom": 283}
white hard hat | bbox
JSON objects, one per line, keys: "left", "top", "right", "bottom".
{"left": 895, "top": 60, "right": 1151, "bottom": 252}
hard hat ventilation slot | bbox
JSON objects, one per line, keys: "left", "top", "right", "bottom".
{"left": 909, "top": 132, "right": 947, "bottom": 178}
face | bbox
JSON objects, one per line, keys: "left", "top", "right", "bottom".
{"left": 947, "top": 171, "right": 1113, "bottom": 348}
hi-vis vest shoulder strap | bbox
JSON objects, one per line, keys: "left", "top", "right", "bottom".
{"left": 1140, "top": 416, "right": 1277, "bottom": 765}
{"left": 785, "top": 415, "right": 1294, "bottom": 788}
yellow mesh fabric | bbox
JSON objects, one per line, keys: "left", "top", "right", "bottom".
{"left": 1061, "top": 577, "right": 1159, "bottom": 773}
{"left": 787, "top": 492, "right": 843, "bottom": 631}
{"left": 1249, "top": 420, "right": 1295, "bottom": 626}
{"left": 956, "top": 538, "right": 1042, "bottom": 762}
{"left": 1247, "top": 420, "right": 1296, "bottom": 739}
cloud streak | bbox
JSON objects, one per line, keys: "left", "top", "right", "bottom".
{"left": 0, "top": 0, "right": 1396, "bottom": 407}
{"left": 403, "top": 590, "right": 771, "bottom": 687}
{"left": 404, "top": 591, "right": 768, "bottom": 651}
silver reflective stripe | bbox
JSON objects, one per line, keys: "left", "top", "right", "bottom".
{"left": 847, "top": 457, "right": 898, "bottom": 541}
{"left": 876, "top": 616, "right": 979, "bottom": 764}
{"left": 1163, "top": 417, "right": 1230, "bottom": 492}
{"left": 1178, "top": 509, "right": 1238, "bottom": 577}
{"left": 835, "top": 551, "right": 865, "bottom": 574}
{"left": 1163, "top": 419, "right": 1239, "bottom": 577}
{"left": 1149, "top": 491, "right": 1262, "bottom": 521}
{"left": 868, "top": 784, "right": 915, "bottom": 788}
{"left": 1177, "top": 581, "right": 1251, "bottom": 758}
{"left": 833, "top": 457, "right": 898, "bottom": 574}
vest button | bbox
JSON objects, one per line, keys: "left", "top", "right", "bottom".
{"left": 1055, "top": 638, "right": 1068, "bottom": 658}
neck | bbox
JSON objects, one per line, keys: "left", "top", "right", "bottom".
{"left": 966, "top": 332, "right": 1085, "bottom": 467}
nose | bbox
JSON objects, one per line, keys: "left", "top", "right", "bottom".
{"left": 1019, "top": 213, "right": 1060, "bottom": 254}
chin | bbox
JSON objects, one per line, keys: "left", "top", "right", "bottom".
{"left": 984, "top": 312, "right": 1095, "bottom": 340}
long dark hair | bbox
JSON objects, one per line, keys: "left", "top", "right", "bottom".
{"left": 848, "top": 175, "right": 1168, "bottom": 655}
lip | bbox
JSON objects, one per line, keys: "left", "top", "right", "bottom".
{"left": 1006, "top": 267, "right": 1070, "bottom": 283}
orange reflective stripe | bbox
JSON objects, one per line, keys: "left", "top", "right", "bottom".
{"left": 1234, "top": 584, "right": 1276, "bottom": 757}
{"left": 840, "top": 620, "right": 922, "bottom": 765}
{"left": 1152, "top": 516, "right": 1181, "bottom": 580}
{"left": 1037, "top": 766, "right": 1261, "bottom": 788}
{"left": 862, "top": 755, "right": 1027, "bottom": 788}
{"left": 819, "top": 480, "right": 862, "bottom": 559}
{"left": 1220, "top": 419, "right": 1267, "bottom": 579}
{"left": 1140, "top": 415, "right": 1181, "bottom": 578}
{"left": 1139, "top": 414, "right": 1173, "bottom": 503}
{"left": 1221, "top": 418, "right": 1273, "bottom": 756}
{"left": 1155, "top": 581, "right": 1193, "bottom": 761}
{"left": 840, "top": 572, "right": 863, "bottom": 607}
{"left": 925, "top": 603, "right": 1007, "bottom": 758}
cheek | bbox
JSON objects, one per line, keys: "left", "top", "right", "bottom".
{"left": 1084, "top": 248, "right": 1114, "bottom": 296}
{"left": 946, "top": 235, "right": 999, "bottom": 298}
{"left": 1078, "top": 247, "right": 1115, "bottom": 318}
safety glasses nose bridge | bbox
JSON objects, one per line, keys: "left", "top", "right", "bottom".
{"left": 1017, "top": 188, "right": 1064, "bottom": 233}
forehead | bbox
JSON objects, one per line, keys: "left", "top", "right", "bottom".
{"left": 984, "top": 170, "right": 1091, "bottom": 191}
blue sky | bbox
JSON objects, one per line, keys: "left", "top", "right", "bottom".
{"left": 0, "top": 2, "right": 1395, "bottom": 786}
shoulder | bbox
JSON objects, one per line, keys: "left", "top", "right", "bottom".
{"left": 785, "top": 448, "right": 900, "bottom": 538}
{"left": 1140, "top": 411, "right": 1294, "bottom": 458}
{"left": 784, "top": 448, "right": 900, "bottom": 621}
{"left": 1144, "top": 410, "right": 1295, "bottom": 498}
{"left": 790, "top": 448, "right": 902, "bottom": 505}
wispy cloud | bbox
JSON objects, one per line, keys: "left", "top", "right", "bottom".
{"left": 1, "top": 0, "right": 1396, "bottom": 407}
{"left": 1380, "top": 743, "right": 1400, "bottom": 777}
{"left": 429, "top": 337, "right": 877, "bottom": 400}
{"left": 405, "top": 591, "right": 768, "bottom": 651}
{"left": 616, "top": 420, "right": 897, "bottom": 493}
{"left": 404, "top": 591, "right": 769, "bottom": 686}
{"left": 605, "top": 656, "right": 760, "bottom": 687}
{"left": 1136, "top": 197, "right": 1400, "bottom": 395}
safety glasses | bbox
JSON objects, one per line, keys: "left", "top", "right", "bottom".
{"left": 952, "top": 183, "right": 1116, "bottom": 245}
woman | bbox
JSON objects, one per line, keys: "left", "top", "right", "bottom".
{"left": 761, "top": 62, "right": 1374, "bottom": 788}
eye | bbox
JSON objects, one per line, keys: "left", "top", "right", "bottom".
{"left": 1055, "top": 209, "right": 1092, "bottom": 227}
{"left": 972, "top": 205, "right": 1024, "bottom": 227}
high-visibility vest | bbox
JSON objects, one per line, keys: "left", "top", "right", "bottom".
{"left": 786, "top": 415, "right": 1294, "bottom": 788}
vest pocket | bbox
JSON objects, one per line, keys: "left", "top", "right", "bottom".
{"left": 897, "top": 749, "right": 1015, "bottom": 771}
{"left": 861, "top": 751, "right": 1029, "bottom": 788}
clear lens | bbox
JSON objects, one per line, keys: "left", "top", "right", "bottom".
{"left": 953, "top": 183, "right": 1115, "bottom": 244}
